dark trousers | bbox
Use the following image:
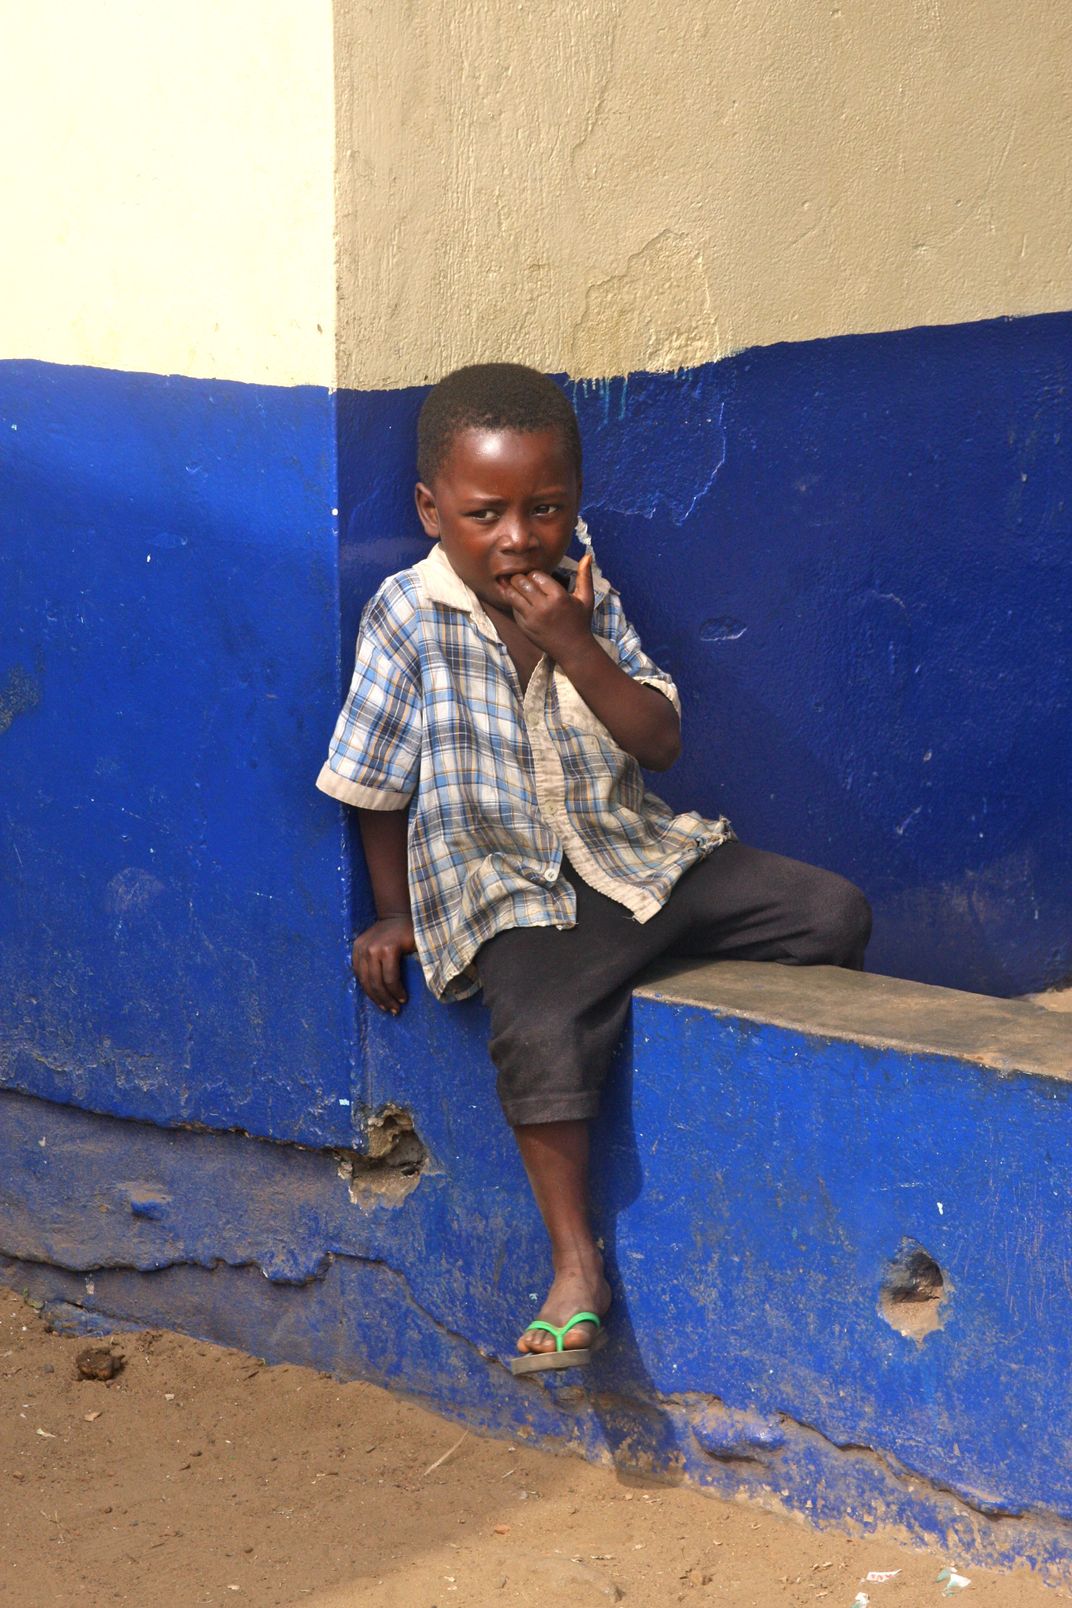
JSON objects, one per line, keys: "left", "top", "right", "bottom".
{"left": 475, "top": 841, "right": 872, "bottom": 1125}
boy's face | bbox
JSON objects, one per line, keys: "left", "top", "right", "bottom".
{"left": 415, "top": 427, "right": 581, "bottom": 616}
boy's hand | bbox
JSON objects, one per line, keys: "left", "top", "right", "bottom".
{"left": 352, "top": 914, "right": 416, "bottom": 1015}
{"left": 504, "top": 551, "right": 596, "bottom": 666}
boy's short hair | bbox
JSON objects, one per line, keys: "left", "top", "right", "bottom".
{"left": 417, "top": 363, "right": 582, "bottom": 485}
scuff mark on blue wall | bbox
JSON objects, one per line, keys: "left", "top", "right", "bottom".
{"left": 0, "top": 664, "right": 41, "bottom": 735}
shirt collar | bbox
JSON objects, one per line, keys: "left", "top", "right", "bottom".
{"left": 414, "top": 540, "right": 610, "bottom": 616}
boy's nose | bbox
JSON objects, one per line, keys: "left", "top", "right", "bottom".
{"left": 498, "top": 516, "right": 536, "bottom": 552}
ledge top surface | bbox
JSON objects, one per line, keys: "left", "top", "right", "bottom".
{"left": 635, "top": 960, "right": 1071, "bottom": 1081}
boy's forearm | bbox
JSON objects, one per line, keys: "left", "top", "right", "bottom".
{"left": 554, "top": 638, "right": 681, "bottom": 771}
{"left": 356, "top": 808, "right": 411, "bottom": 917}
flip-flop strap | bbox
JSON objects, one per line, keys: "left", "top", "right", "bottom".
{"left": 526, "top": 1312, "right": 602, "bottom": 1353}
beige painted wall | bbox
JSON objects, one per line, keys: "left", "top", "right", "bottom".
{"left": 2, "top": 3, "right": 1067, "bottom": 389}
{"left": 0, "top": 1, "right": 335, "bottom": 386}
{"left": 336, "top": 0, "right": 1072, "bottom": 389}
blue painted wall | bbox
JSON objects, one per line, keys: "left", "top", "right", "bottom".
{"left": 0, "top": 363, "right": 359, "bottom": 1146}
{"left": 2, "top": 313, "right": 1069, "bottom": 1153}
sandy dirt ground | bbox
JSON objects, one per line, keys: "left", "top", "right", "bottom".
{"left": 0, "top": 1289, "right": 1065, "bottom": 1608}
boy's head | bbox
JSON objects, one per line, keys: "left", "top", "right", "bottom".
{"left": 416, "top": 363, "right": 582, "bottom": 488}
{"left": 415, "top": 364, "right": 584, "bottom": 613}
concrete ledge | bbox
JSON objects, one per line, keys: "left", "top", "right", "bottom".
{"left": 638, "top": 958, "right": 1072, "bottom": 1079}
{"left": 2, "top": 960, "right": 1070, "bottom": 1577}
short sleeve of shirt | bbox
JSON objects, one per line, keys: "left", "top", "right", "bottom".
{"left": 315, "top": 579, "right": 423, "bottom": 810}
{"left": 593, "top": 582, "right": 682, "bottom": 717}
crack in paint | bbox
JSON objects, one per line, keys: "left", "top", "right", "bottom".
{"left": 635, "top": 1388, "right": 1034, "bottom": 1525}
{"left": 573, "top": 372, "right": 728, "bottom": 526}
{"left": 0, "top": 1247, "right": 507, "bottom": 1375}
{"left": 766, "top": 1405, "right": 1030, "bottom": 1524}
{"left": 0, "top": 1244, "right": 335, "bottom": 1287}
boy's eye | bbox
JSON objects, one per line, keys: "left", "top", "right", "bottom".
{"left": 468, "top": 509, "right": 498, "bottom": 522}
{"left": 533, "top": 503, "right": 561, "bottom": 516}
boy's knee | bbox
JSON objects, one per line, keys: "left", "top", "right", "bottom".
{"left": 841, "top": 882, "right": 873, "bottom": 959}
{"left": 801, "top": 874, "right": 872, "bottom": 967}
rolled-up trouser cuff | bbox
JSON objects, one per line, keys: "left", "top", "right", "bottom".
{"left": 499, "top": 1090, "right": 603, "bottom": 1128}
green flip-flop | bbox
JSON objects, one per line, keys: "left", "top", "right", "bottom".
{"left": 509, "top": 1311, "right": 607, "bottom": 1375}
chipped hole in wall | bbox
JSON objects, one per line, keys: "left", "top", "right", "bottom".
{"left": 879, "top": 1240, "right": 950, "bottom": 1342}
{"left": 335, "top": 1105, "right": 428, "bottom": 1206}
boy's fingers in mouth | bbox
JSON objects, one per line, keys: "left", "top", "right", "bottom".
{"left": 513, "top": 572, "right": 549, "bottom": 594}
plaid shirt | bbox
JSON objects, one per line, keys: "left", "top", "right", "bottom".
{"left": 317, "top": 543, "right": 733, "bottom": 1000}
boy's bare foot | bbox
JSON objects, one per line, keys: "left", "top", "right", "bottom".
{"left": 517, "top": 1257, "right": 612, "bottom": 1355}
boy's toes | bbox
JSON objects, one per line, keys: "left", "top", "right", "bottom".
{"left": 562, "top": 1320, "right": 598, "bottom": 1349}
{"left": 517, "top": 1327, "right": 555, "bottom": 1354}
{"left": 516, "top": 1317, "right": 599, "bottom": 1354}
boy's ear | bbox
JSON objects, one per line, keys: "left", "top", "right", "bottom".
{"left": 414, "top": 481, "right": 440, "bottom": 538}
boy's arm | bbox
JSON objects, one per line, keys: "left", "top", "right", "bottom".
{"left": 504, "top": 555, "right": 682, "bottom": 771}
{"left": 352, "top": 808, "right": 416, "bottom": 1014}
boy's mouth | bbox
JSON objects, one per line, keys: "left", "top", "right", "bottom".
{"left": 493, "top": 563, "right": 551, "bottom": 585}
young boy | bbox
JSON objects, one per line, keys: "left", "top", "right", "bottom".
{"left": 317, "top": 364, "right": 871, "bottom": 1375}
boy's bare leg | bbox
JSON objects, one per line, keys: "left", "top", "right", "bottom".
{"left": 512, "top": 1119, "right": 612, "bottom": 1354}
